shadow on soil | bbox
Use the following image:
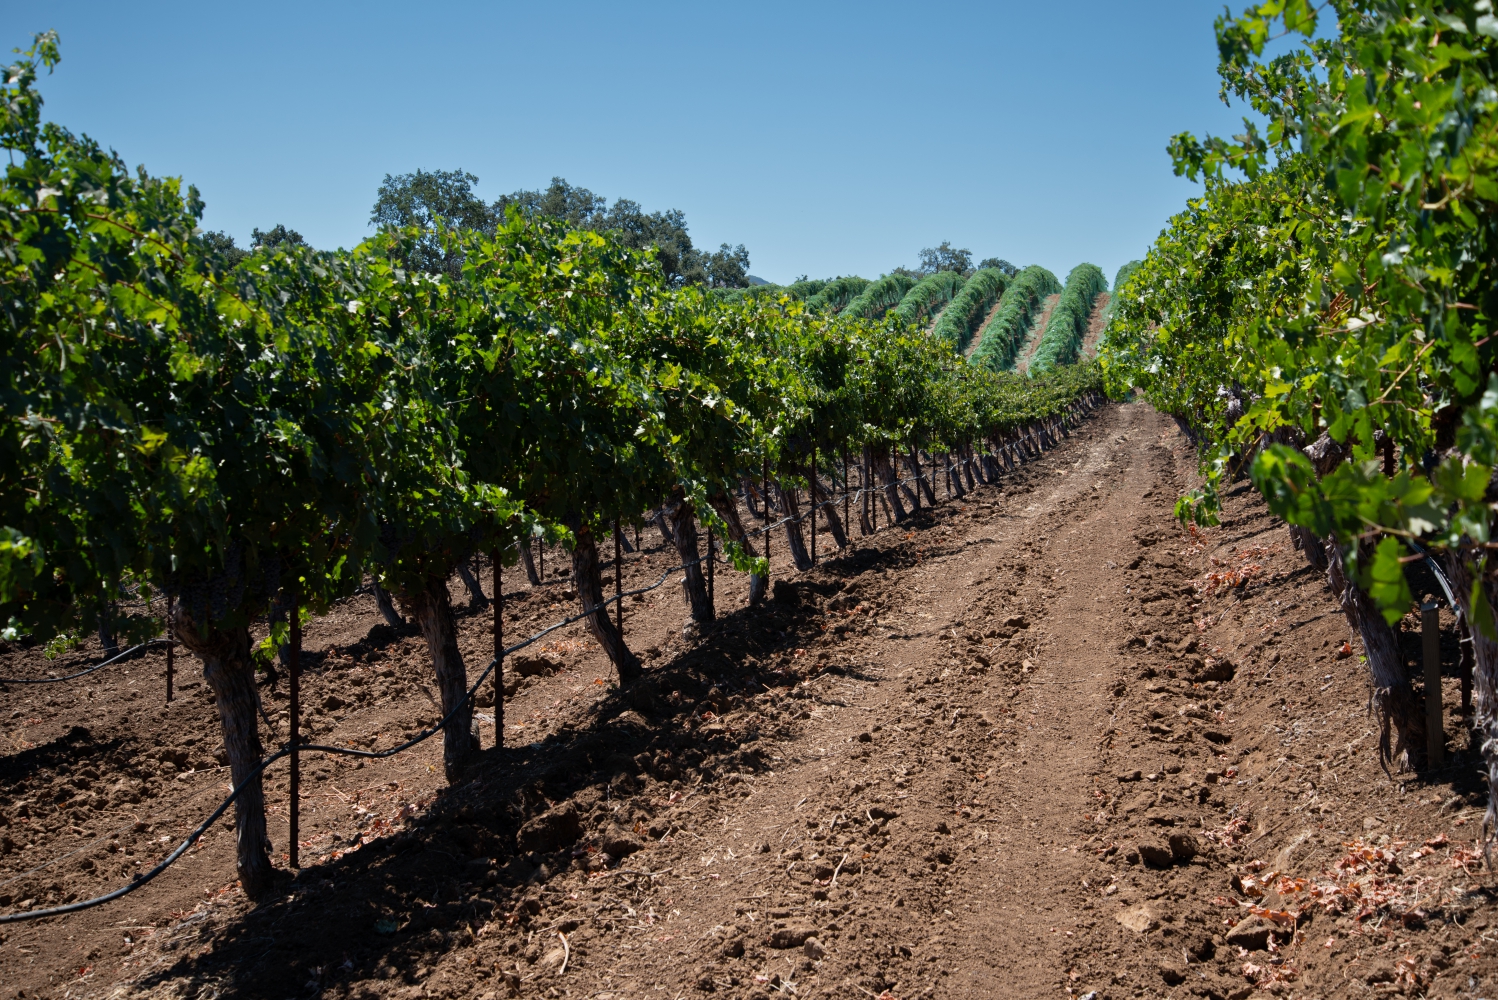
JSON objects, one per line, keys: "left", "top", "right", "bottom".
{"left": 134, "top": 519, "right": 939, "bottom": 997}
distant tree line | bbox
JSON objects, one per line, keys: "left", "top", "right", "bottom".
{"left": 197, "top": 176, "right": 1019, "bottom": 292}
{"left": 197, "top": 171, "right": 752, "bottom": 289}
{"left": 886, "top": 241, "right": 1017, "bottom": 280}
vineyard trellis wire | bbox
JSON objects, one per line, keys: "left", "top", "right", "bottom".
{"left": 1094, "top": 0, "right": 1498, "bottom": 840}
{"left": 0, "top": 32, "right": 1113, "bottom": 901}
{"left": 0, "top": 389, "right": 1104, "bottom": 922}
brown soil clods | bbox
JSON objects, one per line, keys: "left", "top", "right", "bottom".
{"left": 1, "top": 402, "right": 1494, "bottom": 999}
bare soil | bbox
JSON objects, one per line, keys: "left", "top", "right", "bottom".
{"left": 962, "top": 299, "right": 1006, "bottom": 360}
{"left": 2, "top": 403, "right": 1495, "bottom": 1000}
{"left": 1012, "top": 294, "right": 1061, "bottom": 375}
{"left": 1081, "top": 293, "right": 1111, "bottom": 359}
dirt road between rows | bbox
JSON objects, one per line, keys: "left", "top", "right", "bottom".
{"left": 3, "top": 402, "right": 1494, "bottom": 1000}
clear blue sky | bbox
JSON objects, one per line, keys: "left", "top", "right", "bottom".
{"left": 4, "top": 1, "right": 1247, "bottom": 286}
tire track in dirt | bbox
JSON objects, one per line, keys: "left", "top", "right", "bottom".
{"left": 845, "top": 401, "right": 1176, "bottom": 997}
{"left": 642, "top": 402, "right": 1178, "bottom": 999}
{"left": 26, "top": 401, "right": 1496, "bottom": 999}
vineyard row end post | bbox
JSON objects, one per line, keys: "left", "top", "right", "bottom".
{"left": 810, "top": 445, "right": 817, "bottom": 566}
{"left": 614, "top": 522, "right": 624, "bottom": 639}
{"left": 288, "top": 586, "right": 301, "bottom": 869}
{"left": 493, "top": 550, "right": 503, "bottom": 747}
{"left": 165, "top": 593, "right": 174, "bottom": 705}
{"left": 1422, "top": 602, "right": 1443, "bottom": 768}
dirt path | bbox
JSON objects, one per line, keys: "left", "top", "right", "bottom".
{"left": 1012, "top": 293, "right": 1061, "bottom": 374}
{"left": 962, "top": 298, "right": 1006, "bottom": 359}
{"left": 1080, "top": 292, "right": 1111, "bottom": 359}
{"left": 4, "top": 403, "right": 1496, "bottom": 1000}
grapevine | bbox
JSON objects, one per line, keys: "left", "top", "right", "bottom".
{"left": 0, "top": 34, "right": 1107, "bottom": 904}
{"left": 1099, "top": 0, "right": 1498, "bottom": 836}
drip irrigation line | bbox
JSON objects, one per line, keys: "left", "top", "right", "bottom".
{"left": 0, "top": 402, "right": 1103, "bottom": 923}
{"left": 0, "top": 638, "right": 175, "bottom": 685}
{"left": 0, "top": 554, "right": 709, "bottom": 924}
{"left": 1409, "top": 540, "right": 1462, "bottom": 622}
{"left": 0, "top": 766, "right": 235, "bottom": 891}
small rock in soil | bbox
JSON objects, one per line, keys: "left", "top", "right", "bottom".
{"left": 1114, "top": 903, "right": 1160, "bottom": 933}
{"left": 1167, "top": 832, "right": 1199, "bottom": 861}
{"left": 1224, "top": 915, "right": 1285, "bottom": 952}
{"left": 1136, "top": 842, "right": 1173, "bottom": 868}
{"left": 768, "top": 927, "right": 816, "bottom": 949}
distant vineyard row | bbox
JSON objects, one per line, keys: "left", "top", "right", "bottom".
{"left": 0, "top": 35, "right": 1121, "bottom": 901}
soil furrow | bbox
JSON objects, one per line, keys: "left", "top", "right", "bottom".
{"left": 3, "top": 404, "right": 1495, "bottom": 1000}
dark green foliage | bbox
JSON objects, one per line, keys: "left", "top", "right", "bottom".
{"left": 371, "top": 169, "right": 494, "bottom": 276}
{"left": 931, "top": 268, "right": 1009, "bottom": 352}
{"left": 918, "top": 241, "right": 973, "bottom": 275}
{"left": 376, "top": 172, "right": 748, "bottom": 289}
{"left": 250, "top": 225, "right": 308, "bottom": 251}
{"left": 494, "top": 177, "right": 741, "bottom": 288}
{"left": 842, "top": 273, "right": 917, "bottom": 320}
{"left": 703, "top": 243, "right": 751, "bottom": 288}
{"left": 805, "top": 276, "right": 870, "bottom": 312}
{"left": 969, "top": 265, "right": 1061, "bottom": 372}
{"left": 492, "top": 176, "right": 604, "bottom": 228}
{"left": 1030, "top": 263, "right": 1107, "bottom": 374}
{"left": 890, "top": 270, "right": 967, "bottom": 325}
{"left": 196, "top": 230, "right": 247, "bottom": 268}
{"left": 978, "top": 257, "right": 1018, "bottom": 276}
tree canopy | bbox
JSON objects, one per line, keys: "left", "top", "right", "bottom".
{"left": 371, "top": 171, "right": 750, "bottom": 288}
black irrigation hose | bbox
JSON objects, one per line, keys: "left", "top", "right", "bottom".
{"left": 0, "top": 638, "right": 175, "bottom": 685}
{"left": 1410, "top": 540, "right": 1463, "bottom": 620}
{"left": 0, "top": 555, "right": 707, "bottom": 924}
{"left": 0, "top": 405, "right": 1101, "bottom": 922}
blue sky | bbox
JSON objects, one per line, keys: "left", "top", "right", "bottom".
{"left": 3, "top": 1, "right": 1250, "bottom": 285}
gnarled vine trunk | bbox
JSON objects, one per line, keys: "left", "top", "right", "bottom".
{"left": 456, "top": 559, "right": 488, "bottom": 611}
{"left": 708, "top": 490, "right": 766, "bottom": 605}
{"left": 809, "top": 475, "right": 850, "bottom": 549}
{"left": 569, "top": 520, "right": 642, "bottom": 683}
{"left": 872, "top": 448, "right": 909, "bottom": 523}
{"left": 742, "top": 478, "right": 766, "bottom": 521}
{"left": 98, "top": 620, "right": 119, "bottom": 660}
{"left": 910, "top": 447, "right": 936, "bottom": 505}
{"left": 774, "top": 481, "right": 814, "bottom": 571}
{"left": 945, "top": 452, "right": 967, "bottom": 498}
{"left": 1288, "top": 525, "right": 1329, "bottom": 572}
{"left": 172, "top": 608, "right": 274, "bottom": 900}
{"left": 653, "top": 509, "right": 676, "bottom": 549}
{"left": 665, "top": 492, "right": 715, "bottom": 622}
{"left": 518, "top": 540, "right": 541, "bottom": 586}
{"left": 1444, "top": 555, "right": 1498, "bottom": 838}
{"left": 370, "top": 578, "right": 405, "bottom": 629}
{"left": 1325, "top": 540, "right": 1426, "bottom": 769}
{"left": 407, "top": 574, "right": 478, "bottom": 782}
{"left": 1279, "top": 430, "right": 1425, "bottom": 768}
